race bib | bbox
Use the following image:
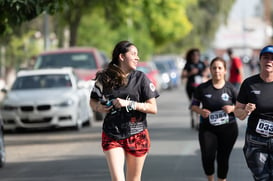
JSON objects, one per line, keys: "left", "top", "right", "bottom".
{"left": 256, "top": 119, "right": 273, "bottom": 137}
{"left": 209, "top": 110, "right": 229, "bottom": 126}
{"left": 194, "top": 75, "right": 203, "bottom": 85}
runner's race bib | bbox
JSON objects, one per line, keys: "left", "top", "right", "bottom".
{"left": 191, "top": 75, "right": 203, "bottom": 87}
{"left": 209, "top": 110, "right": 229, "bottom": 126}
{"left": 194, "top": 75, "right": 203, "bottom": 85}
{"left": 256, "top": 119, "right": 273, "bottom": 137}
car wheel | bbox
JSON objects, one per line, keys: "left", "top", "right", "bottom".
{"left": 74, "top": 107, "right": 83, "bottom": 131}
{"left": 86, "top": 115, "right": 94, "bottom": 127}
{"left": 0, "top": 129, "right": 6, "bottom": 168}
{"left": 74, "top": 113, "right": 83, "bottom": 131}
{"left": 75, "top": 121, "right": 83, "bottom": 130}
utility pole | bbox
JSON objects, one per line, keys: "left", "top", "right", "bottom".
{"left": 264, "top": 0, "right": 271, "bottom": 23}
{"left": 43, "top": 11, "right": 50, "bottom": 51}
{"left": 264, "top": 0, "right": 272, "bottom": 44}
{"left": 0, "top": 46, "right": 5, "bottom": 78}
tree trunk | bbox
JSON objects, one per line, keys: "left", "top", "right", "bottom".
{"left": 4, "top": 67, "right": 16, "bottom": 89}
{"left": 69, "top": 13, "right": 82, "bottom": 47}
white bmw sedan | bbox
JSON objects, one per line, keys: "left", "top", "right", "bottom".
{"left": 0, "top": 68, "right": 93, "bottom": 131}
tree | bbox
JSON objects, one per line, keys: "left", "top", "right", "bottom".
{"left": 101, "top": 0, "right": 194, "bottom": 51}
{"left": 167, "top": 0, "right": 236, "bottom": 53}
{"left": 77, "top": 7, "right": 155, "bottom": 60}
{"left": 65, "top": 0, "right": 194, "bottom": 58}
{"left": 76, "top": 0, "right": 235, "bottom": 56}
{"left": 0, "top": 0, "right": 65, "bottom": 35}
{"left": 0, "top": 0, "right": 236, "bottom": 72}
{"left": 53, "top": 0, "right": 102, "bottom": 47}
{"left": 0, "top": 0, "right": 64, "bottom": 85}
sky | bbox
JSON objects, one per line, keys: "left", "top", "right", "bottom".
{"left": 229, "top": 0, "right": 260, "bottom": 19}
{"left": 212, "top": 0, "right": 268, "bottom": 50}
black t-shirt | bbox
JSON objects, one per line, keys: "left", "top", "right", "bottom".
{"left": 237, "top": 74, "right": 273, "bottom": 135}
{"left": 183, "top": 61, "right": 206, "bottom": 87}
{"left": 193, "top": 80, "right": 237, "bottom": 127}
{"left": 90, "top": 70, "right": 159, "bottom": 140}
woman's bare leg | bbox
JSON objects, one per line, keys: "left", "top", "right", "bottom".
{"left": 104, "top": 147, "right": 126, "bottom": 181}
{"left": 125, "top": 153, "right": 147, "bottom": 181}
{"left": 207, "top": 174, "right": 214, "bottom": 181}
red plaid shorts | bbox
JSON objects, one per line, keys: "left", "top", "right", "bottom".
{"left": 102, "top": 129, "right": 150, "bottom": 157}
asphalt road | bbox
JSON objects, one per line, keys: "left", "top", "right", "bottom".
{"left": 0, "top": 83, "right": 254, "bottom": 181}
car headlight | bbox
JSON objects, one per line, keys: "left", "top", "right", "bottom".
{"left": 1, "top": 104, "right": 18, "bottom": 111}
{"left": 54, "top": 99, "right": 74, "bottom": 107}
{"left": 170, "top": 72, "right": 177, "bottom": 79}
{"left": 162, "top": 73, "right": 170, "bottom": 82}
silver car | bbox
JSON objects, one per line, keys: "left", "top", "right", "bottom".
{"left": 0, "top": 68, "right": 93, "bottom": 131}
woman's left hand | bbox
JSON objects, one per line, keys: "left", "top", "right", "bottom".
{"left": 112, "top": 98, "right": 128, "bottom": 108}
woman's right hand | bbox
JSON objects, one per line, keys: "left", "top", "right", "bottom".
{"left": 191, "top": 68, "right": 199, "bottom": 75}
{"left": 200, "top": 109, "right": 211, "bottom": 118}
{"left": 97, "top": 103, "right": 113, "bottom": 113}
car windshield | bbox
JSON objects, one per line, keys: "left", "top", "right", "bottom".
{"left": 11, "top": 74, "right": 72, "bottom": 90}
{"left": 166, "top": 59, "right": 177, "bottom": 70}
{"left": 154, "top": 62, "right": 168, "bottom": 73}
{"left": 35, "top": 52, "right": 97, "bottom": 69}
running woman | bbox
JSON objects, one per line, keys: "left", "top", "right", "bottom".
{"left": 90, "top": 40, "right": 159, "bottom": 181}
{"left": 235, "top": 45, "right": 273, "bottom": 181}
{"left": 191, "top": 57, "right": 238, "bottom": 181}
{"left": 182, "top": 48, "right": 209, "bottom": 129}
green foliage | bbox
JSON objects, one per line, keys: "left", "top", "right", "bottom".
{"left": 101, "top": 0, "right": 194, "bottom": 52}
{"left": 76, "top": 0, "right": 194, "bottom": 58}
{"left": 0, "top": 0, "right": 65, "bottom": 35}
{"left": 77, "top": 8, "right": 118, "bottom": 55}
{"left": 77, "top": 8, "right": 154, "bottom": 60}
{"left": 4, "top": 31, "right": 42, "bottom": 68}
{"left": 169, "top": 0, "right": 236, "bottom": 53}
{"left": 53, "top": 0, "right": 104, "bottom": 46}
{"left": 0, "top": 0, "right": 236, "bottom": 70}
{"left": 142, "top": 0, "right": 194, "bottom": 46}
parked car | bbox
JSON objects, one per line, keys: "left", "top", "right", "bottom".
{"left": 34, "top": 47, "right": 108, "bottom": 80}
{"left": 0, "top": 116, "right": 5, "bottom": 167}
{"left": 136, "top": 61, "right": 161, "bottom": 92}
{"left": 153, "top": 56, "right": 181, "bottom": 88}
{"left": 165, "top": 58, "right": 181, "bottom": 88}
{"left": 33, "top": 47, "right": 108, "bottom": 121}
{"left": 153, "top": 60, "right": 172, "bottom": 90}
{"left": 0, "top": 68, "right": 93, "bottom": 131}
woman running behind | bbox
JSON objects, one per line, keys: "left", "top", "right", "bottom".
{"left": 191, "top": 57, "right": 238, "bottom": 181}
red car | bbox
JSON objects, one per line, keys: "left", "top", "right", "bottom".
{"left": 137, "top": 61, "right": 161, "bottom": 92}
{"left": 34, "top": 47, "right": 109, "bottom": 81}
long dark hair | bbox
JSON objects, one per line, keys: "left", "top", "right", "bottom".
{"left": 185, "top": 48, "right": 200, "bottom": 64}
{"left": 95, "top": 40, "right": 135, "bottom": 93}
